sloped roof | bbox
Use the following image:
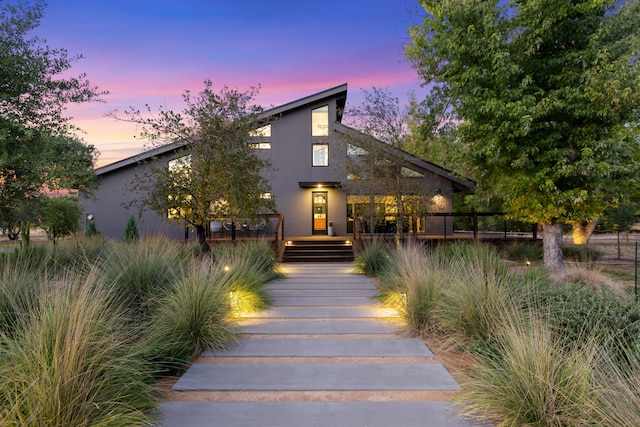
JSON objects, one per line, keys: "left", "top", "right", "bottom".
{"left": 334, "top": 123, "right": 475, "bottom": 192}
{"left": 95, "top": 84, "right": 349, "bottom": 176}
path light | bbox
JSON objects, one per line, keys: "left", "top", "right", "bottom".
{"left": 224, "top": 265, "right": 231, "bottom": 272}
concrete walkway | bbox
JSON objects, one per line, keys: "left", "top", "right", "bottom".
{"left": 156, "top": 263, "right": 488, "bottom": 427}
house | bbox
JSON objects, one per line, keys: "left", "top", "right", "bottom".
{"left": 80, "top": 84, "right": 473, "bottom": 241}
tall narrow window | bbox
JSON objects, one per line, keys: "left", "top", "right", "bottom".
{"left": 312, "top": 105, "right": 329, "bottom": 136}
{"left": 312, "top": 144, "right": 329, "bottom": 166}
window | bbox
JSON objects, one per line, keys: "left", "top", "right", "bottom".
{"left": 401, "top": 167, "right": 424, "bottom": 178}
{"left": 248, "top": 142, "right": 271, "bottom": 149}
{"left": 313, "top": 144, "right": 329, "bottom": 166}
{"left": 249, "top": 124, "right": 271, "bottom": 137}
{"left": 312, "top": 105, "right": 329, "bottom": 136}
{"left": 249, "top": 124, "right": 271, "bottom": 149}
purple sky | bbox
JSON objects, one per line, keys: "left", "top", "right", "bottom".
{"left": 35, "top": 1, "right": 426, "bottom": 166}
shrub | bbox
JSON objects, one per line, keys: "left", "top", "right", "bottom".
{"left": 0, "top": 270, "right": 155, "bottom": 426}
{"left": 501, "top": 241, "right": 542, "bottom": 261}
{"left": 144, "top": 261, "right": 238, "bottom": 372}
{"left": 124, "top": 215, "right": 139, "bottom": 242}
{"left": 562, "top": 244, "right": 603, "bottom": 262}
{"left": 353, "top": 240, "right": 390, "bottom": 276}
{"left": 534, "top": 283, "right": 640, "bottom": 361}
{"left": 457, "top": 309, "right": 601, "bottom": 426}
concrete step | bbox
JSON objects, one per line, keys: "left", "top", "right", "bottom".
{"left": 172, "top": 363, "right": 460, "bottom": 392}
{"left": 271, "top": 296, "right": 378, "bottom": 306}
{"left": 201, "top": 337, "right": 432, "bottom": 358}
{"left": 240, "top": 306, "right": 397, "bottom": 319}
{"left": 237, "top": 318, "right": 401, "bottom": 334}
{"left": 159, "top": 401, "right": 487, "bottom": 427}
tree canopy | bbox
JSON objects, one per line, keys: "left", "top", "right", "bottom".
{"left": 112, "top": 81, "right": 276, "bottom": 250}
{"left": 407, "top": 0, "right": 640, "bottom": 270}
{"left": 0, "top": 1, "right": 103, "bottom": 238}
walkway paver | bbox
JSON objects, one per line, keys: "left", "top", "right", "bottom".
{"left": 156, "top": 263, "right": 489, "bottom": 427}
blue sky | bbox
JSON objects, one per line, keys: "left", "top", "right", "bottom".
{"left": 35, "top": 1, "right": 426, "bottom": 166}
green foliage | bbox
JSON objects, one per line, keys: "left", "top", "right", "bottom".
{"left": 562, "top": 245, "right": 603, "bottom": 262}
{"left": 38, "top": 195, "right": 82, "bottom": 244}
{"left": 353, "top": 240, "right": 390, "bottom": 276}
{"left": 0, "top": 270, "right": 155, "bottom": 426}
{"left": 124, "top": 215, "right": 139, "bottom": 242}
{"left": 599, "top": 203, "right": 637, "bottom": 233}
{"left": 407, "top": 0, "right": 640, "bottom": 269}
{"left": 0, "top": 1, "right": 103, "bottom": 242}
{"left": 458, "top": 311, "right": 602, "bottom": 426}
{"left": 101, "top": 237, "right": 189, "bottom": 322}
{"left": 144, "top": 261, "right": 238, "bottom": 372}
{"left": 535, "top": 283, "right": 640, "bottom": 360}
{"left": 113, "top": 81, "right": 276, "bottom": 249}
{"left": 0, "top": 248, "right": 46, "bottom": 336}
{"left": 433, "top": 243, "right": 519, "bottom": 340}
{"left": 501, "top": 241, "right": 542, "bottom": 262}
{"left": 211, "top": 241, "right": 278, "bottom": 313}
{"left": 377, "top": 243, "right": 443, "bottom": 334}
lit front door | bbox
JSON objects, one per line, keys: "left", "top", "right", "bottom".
{"left": 312, "top": 191, "right": 328, "bottom": 235}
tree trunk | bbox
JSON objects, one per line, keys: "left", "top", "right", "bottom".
{"left": 571, "top": 219, "right": 598, "bottom": 245}
{"left": 195, "top": 224, "right": 210, "bottom": 253}
{"left": 542, "top": 223, "right": 564, "bottom": 271}
{"left": 394, "top": 197, "right": 404, "bottom": 249}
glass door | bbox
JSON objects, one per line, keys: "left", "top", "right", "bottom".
{"left": 312, "top": 191, "right": 328, "bottom": 235}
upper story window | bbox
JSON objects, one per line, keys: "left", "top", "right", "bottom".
{"left": 312, "top": 144, "right": 329, "bottom": 167}
{"left": 248, "top": 124, "right": 272, "bottom": 149}
{"left": 312, "top": 105, "right": 329, "bottom": 136}
{"left": 249, "top": 124, "right": 271, "bottom": 137}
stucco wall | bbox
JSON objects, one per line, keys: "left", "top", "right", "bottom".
{"left": 80, "top": 155, "right": 186, "bottom": 241}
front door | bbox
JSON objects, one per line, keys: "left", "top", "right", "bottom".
{"left": 312, "top": 191, "right": 328, "bottom": 235}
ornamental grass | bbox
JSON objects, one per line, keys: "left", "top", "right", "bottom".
{"left": 0, "top": 269, "right": 155, "bottom": 426}
{"left": 144, "top": 260, "right": 238, "bottom": 372}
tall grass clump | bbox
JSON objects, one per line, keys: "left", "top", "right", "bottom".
{"left": 0, "top": 248, "right": 46, "bottom": 336}
{"left": 49, "top": 235, "right": 111, "bottom": 274}
{"left": 377, "top": 242, "right": 442, "bottom": 334}
{"left": 591, "top": 341, "right": 640, "bottom": 426}
{"left": 433, "top": 243, "right": 517, "bottom": 340}
{"left": 354, "top": 240, "right": 390, "bottom": 277}
{"left": 211, "top": 241, "right": 278, "bottom": 314}
{"left": 0, "top": 270, "right": 155, "bottom": 426}
{"left": 144, "top": 261, "right": 238, "bottom": 373}
{"left": 457, "top": 308, "right": 602, "bottom": 426}
{"left": 102, "top": 236, "right": 189, "bottom": 322}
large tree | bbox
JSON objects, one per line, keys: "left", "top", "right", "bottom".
{"left": 407, "top": 0, "right": 640, "bottom": 270}
{"left": 0, "top": 1, "right": 103, "bottom": 238}
{"left": 111, "top": 81, "right": 276, "bottom": 251}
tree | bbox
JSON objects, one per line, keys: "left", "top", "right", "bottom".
{"left": 341, "top": 87, "right": 440, "bottom": 247}
{"left": 111, "top": 81, "right": 276, "bottom": 252}
{"left": 407, "top": 0, "right": 640, "bottom": 270}
{"left": 38, "top": 195, "right": 82, "bottom": 245}
{"left": 0, "top": 1, "right": 103, "bottom": 239}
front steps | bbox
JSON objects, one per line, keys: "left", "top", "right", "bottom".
{"left": 282, "top": 239, "right": 354, "bottom": 262}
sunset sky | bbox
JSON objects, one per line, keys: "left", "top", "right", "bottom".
{"left": 34, "top": 1, "right": 426, "bottom": 167}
